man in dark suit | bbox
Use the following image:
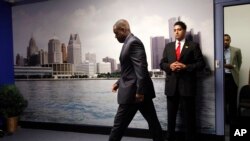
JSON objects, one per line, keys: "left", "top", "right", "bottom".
{"left": 109, "top": 19, "right": 164, "bottom": 141}
{"left": 160, "top": 21, "right": 205, "bottom": 141}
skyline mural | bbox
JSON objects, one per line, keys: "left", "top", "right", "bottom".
{"left": 12, "top": 0, "right": 215, "bottom": 134}
{"left": 12, "top": 0, "right": 214, "bottom": 71}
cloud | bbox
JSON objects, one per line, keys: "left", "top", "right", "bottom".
{"left": 12, "top": 0, "right": 214, "bottom": 69}
{"left": 134, "top": 15, "right": 169, "bottom": 37}
{"left": 73, "top": 5, "right": 98, "bottom": 30}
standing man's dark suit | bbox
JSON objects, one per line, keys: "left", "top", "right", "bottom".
{"left": 160, "top": 21, "right": 205, "bottom": 141}
{"left": 109, "top": 19, "right": 163, "bottom": 141}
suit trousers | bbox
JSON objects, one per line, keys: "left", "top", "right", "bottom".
{"left": 109, "top": 99, "right": 164, "bottom": 141}
{"left": 224, "top": 73, "right": 238, "bottom": 123}
{"left": 167, "top": 95, "right": 196, "bottom": 141}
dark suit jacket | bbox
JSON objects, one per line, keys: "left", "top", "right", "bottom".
{"left": 160, "top": 40, "right": 205, "bottom": 96}
{"left": 116, "top": 34, "right": 155, "bottom": 104}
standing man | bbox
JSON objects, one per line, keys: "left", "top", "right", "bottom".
{"left": 109, "top": 19, "right": 164, "bottom": 141}
{"left": 160, "top": 21, "right": 205, "bottom": 141}
{"left": 224, "top": 34, "right": 242, "bottom": 123}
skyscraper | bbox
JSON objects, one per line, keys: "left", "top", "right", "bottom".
{"left": 67, "top": 34, "right": 82, "bottom": 64}
{"left": 76, "top": 60, "right": 95, "bottom": 77}
{"left": 61, "top": 43, "right": 67, "bottom": 63}
{"left": 27, "top": 36, "right": 39, "bottom": 66}
{"left": 193, "top": 31, "right": 202, "bottom": 51}
{"left": 16, "top": 53, "right": 25, "bottom": 66}
{"left": 48, "top": 36, "right": 62, "bottom": 64}
{"left": 85, "top": 52, "right": 96, "bottom": 63}
{"left": 97, "top": 62, "right": 111, "bottom": 74}
{"left": 150, "top": 36, "right": 166, "bottom": 69}
{"left": 85, "top": 52, "right": 97, "bottom": 73}
{"left": 38, "top": 49, "right": 48, "bottom": 65}
{"left": 27, "top": 36, "right": 38, "bottom": 59}
{"left": 185, "top": 29, "right": 202, "bottom": 51}
{"left": 103, "top": 56, "right": 117, "bottom": 72}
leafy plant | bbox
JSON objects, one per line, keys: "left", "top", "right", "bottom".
{"left": 0, "top": 85, "right": 28, "bottom": 118}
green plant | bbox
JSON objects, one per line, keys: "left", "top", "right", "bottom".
{"left": 0, "top": 85, "right": 28, "bottom": 118}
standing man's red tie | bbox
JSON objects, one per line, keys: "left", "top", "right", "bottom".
{"left": 176, "top": 41, "right": 181, "bottom": 61}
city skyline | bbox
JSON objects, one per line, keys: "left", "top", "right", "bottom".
{"left": 15, "top": 33, "right": 121, "bottom": 77}
{"left": 15, "top": 33, "right": 119, "bottom": 66}
{"left": 16, "top": 25, "right": 202, "bottom": 71}
{"left": 12, "top": 0, "right": 214, "bottom": 70}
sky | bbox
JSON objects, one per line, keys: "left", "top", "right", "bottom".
{"left": 12, "top": 0, "right": 214, "bottom": 70}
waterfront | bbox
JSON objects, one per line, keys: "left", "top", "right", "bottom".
{"left": 16, "top": 76, "right": 215, "bottom": 134}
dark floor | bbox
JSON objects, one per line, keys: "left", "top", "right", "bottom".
{"left": 0, "top": 127, "right": 151, "bottom": 141}
{"left": 1, "top": 127, "right": 225, "bottom": 141}
{"left": 2, "top": 109, "right": 250, "bottom": 141}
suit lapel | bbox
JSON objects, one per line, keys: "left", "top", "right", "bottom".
{"left": 169, "top": 43, "right": 177, "bottom": 60}
{"left": 230, "top": 47, "right": 235, "bottom": 64}
{"left": 119, "top": 34, "right": 133, "bottom": 62}
{"left": 119, "top": 44, "right": 125, "bottom": 62}
{"left": 179, "top": 40, "right": 189, "bottom": 60}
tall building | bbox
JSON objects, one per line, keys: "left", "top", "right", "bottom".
{"left": 97, "top": 62, "right": 111, "bottom": 74}
{"left": 85, "top": 52, "right": 96, "bottom": 63}
{"left": 67, "top": 34, "right": 82, "bottom": 64}
{"left": 38, "top": 49, "right": 48, "bottom": 65}
{"left": 193, "top": 31, "right": 202, "bottom": 50}
{"left": 168, "top": 17, "right": 180, "bottom": 42}
{"left": 61, "top": 43, "right": 67, "bottom": 63}
{"left": 27, "top": 36, "right": 39, "bottom": 66}
{"left": 27, "top": 36, "right": 38, "bottom": 59}
{"left": 85, "top": 52, "right": 97, "bottom": 73}
{"left": 16, "top": 53, "right": 25, "bottom": 66}
{"left": 185, "top": 29, "right": 202, "bottom": 50}
{"left": 75, "top": 61, "right": 95, "bottom": 77}
{"left": 48, "top": 36, "right": 62, "bottom": 64}
{"left": 193, "top": 31, "right": 201, "bottom": 44}
{"left": 103, "top": 56, "right": 117, "bottom": 72}
{"left": 150, "top": 36, "right": 166, "bottom": 69}
{"left": 42, "top": 63, "right": 73, "bottom": 77}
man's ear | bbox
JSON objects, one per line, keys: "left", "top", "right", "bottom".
{"left": 120, "top": 27, "right": 126, "bottom": 32}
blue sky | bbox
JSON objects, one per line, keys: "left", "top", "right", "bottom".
{"left": 12, "top": 0, "right": 214, "bottom": 69}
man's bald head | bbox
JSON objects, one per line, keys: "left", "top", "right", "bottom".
{"left": 113, "top": 19, "right": 131, "bottom": 33}
{"left": 113, "top": 19, "right": 131, "bottom": 43}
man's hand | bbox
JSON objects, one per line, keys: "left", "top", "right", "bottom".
{"left": 176, "top": 61, "right": 186, "bottom": 69}
{"left": 224, "top": 64, "right": 234, "bottom": 69}
{"left": 170, "top": 61, "right": 186, "bottom": 72}
{"left": 135, "top": 94, "right": 144, "bottom": 103}
{"left": 170, "top": 62, "right": 180, "bottom": 71}
{"left": 112, "top": 83, "right": 119, "bottom": 93}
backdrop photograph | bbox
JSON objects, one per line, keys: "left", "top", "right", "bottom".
{"left": 12, "top": 0, "right": 215, "bottom": 134}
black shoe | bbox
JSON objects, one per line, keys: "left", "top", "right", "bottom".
{"left": 165, "top": 132, "right": 176, "bottom": 141}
